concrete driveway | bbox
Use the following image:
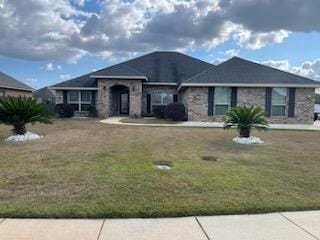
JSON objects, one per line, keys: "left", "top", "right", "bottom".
{"left": 0, "top": 211, "right": 319, "bottom": 240}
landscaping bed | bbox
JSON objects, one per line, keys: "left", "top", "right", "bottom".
{"left": 0, "top": 119, "right": 320, "bottom": 218}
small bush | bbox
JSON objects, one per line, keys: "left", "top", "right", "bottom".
{"left": 153, "top": 105, "right": 166, "bottom": 118}
{"left": 55, "top": 104, "right": 74, "bottom": 118}
{"left": 164, "top": 103, "right": 186, "bottom": 121}
{"left": 88, "top": 105, "right": 98, "bottom": 117}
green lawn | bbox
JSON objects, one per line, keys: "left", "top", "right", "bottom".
{"left": 0, "top": 119, "right": 320, "bottom": 218}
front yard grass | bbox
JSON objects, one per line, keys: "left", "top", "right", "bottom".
{"left": 0, "top": 119, "right": 320, "bottom": 218}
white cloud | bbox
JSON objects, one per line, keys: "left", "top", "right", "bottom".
{"left": 212, "top": 58, "right": 226, "bottom": 65}
{"left": 234, "top": 29, "right": 290, "bottom": 49}
{"left": 0, "top": 0, "right": 319, "bottom": 61}
{"left": 292, "top": 59, "right": 320, "bottom": 81}
{"left": 261, "top": 60, "right": 290, "bottom": 71}
{"left": 45, "top": 63, "right": 54, "bottom": 71}
{"left": 260, "top": 58, "right": 320, "bottom": 82}
{"left": 224, "top": 49, "right": 240, "bottom": 57}
{"left": 43, "top": 63, "right": 62, "bottom": 71}
{"left": 72, "top": 0, "right": 87, "bottom": 6}
{"left": 60, "top": 74, "right": 72, "bottom": 81}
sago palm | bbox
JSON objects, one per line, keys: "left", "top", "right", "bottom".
{"left": 0, "top": 96, "right": 52, "bottom": 135}
{"left": 224, "top": 106, "right": 269, "bottom": 138}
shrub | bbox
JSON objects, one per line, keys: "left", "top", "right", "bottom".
{"left": 164, "top": 103, "right": 186, "bottom": 121}
{"left": 224, "top": 106, "right": 269, "bottom": 138}
{"left": 0, "top": 96, "right": 52, "bottom": 135}
{"left": 43, "top": 102, "right": 56, "bottom": 116}
{"left": 153, "top": 105, "right": 166, "bottom": 118}
{"left": 55, "top": 104, "right": 74, "bottom": 118}
{"left": 88, "top": 105, "right": 98, "bottom": 117}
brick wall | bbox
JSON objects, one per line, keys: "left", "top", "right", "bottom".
{"left": 184, "top": 87, "right": 315, "bottom": 124}
{"left": 97, "top": 79, "right": 142, "bottom": 118}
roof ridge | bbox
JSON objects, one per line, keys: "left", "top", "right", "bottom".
{"left": 182, "top": 65, "right": 216, "bottom": 84}
{"left": 170, "top": 51, "right": 214, "bottom": 67}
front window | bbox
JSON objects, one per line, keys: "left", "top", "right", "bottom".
{"left": 68, "top": 91, "right": 79, "bottom": 103}
{"left": 151, "top": 93, "right": 173, "bottom": 111}
{"left": 68, "top": 90, "right": 92, "bottom": 112}
{"left": 214, "top": 87, "right": 230, "bottom": 115}
{"left": 0, "top": 90, "right": 5, "bottom": 97}
{"left": 271, "top": 88, "right": 287, "bottom": 116}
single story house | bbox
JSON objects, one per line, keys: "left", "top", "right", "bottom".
{"left": 50, "top": 51, "right": 320, "bottom": 124}
{"left": 0, "top": 72, "right": 33, "bottom": 97}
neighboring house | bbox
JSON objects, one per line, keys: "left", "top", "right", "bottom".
{"left": 50, "top": 51, "right": 320, "bottom": 124}
{"left": 0, "top": 72, "right": 33, "bottom": 97}
{"left": 33, "top": 87, "right": 56, "bottom": 103}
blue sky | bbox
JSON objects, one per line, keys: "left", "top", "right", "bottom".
{"left": 1, "top": 0, "right": 320, "bottom": 89}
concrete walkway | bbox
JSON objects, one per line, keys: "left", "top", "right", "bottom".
{"left": 100, "top": 117, "right": 320, "bottom": 131}
{"left": 1, "top": 211, "right": 320, "bottom": 240}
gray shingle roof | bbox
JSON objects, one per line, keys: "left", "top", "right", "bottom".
{"left": 122, "top": 51, "right": 213, "bottom": 84}
{"left": 51, "top": 51, "right": 214, "bottom": 88}
{"left": 51, "top": 74, "right": 97, "bottom": 88}
{"left": 0, "top": 72, "right": 33, "bottom": 91}
{"left": 92, "top": 63, "right": 146, "bottom": 77}
{"left": 184, "top": 57, "right": 319, "bottom": 85}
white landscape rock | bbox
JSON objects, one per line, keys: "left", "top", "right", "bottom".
{"left": 314, "top": 120, "right": 320, "bottom": 127}
{"left": 5, "top": 132, "right": 42, "bottom": 142}
{"left": 156, "top": 165, "right": 172, "bottom": 170}
{"left": 233, "top": 136, "right": 264, "bottom": 144}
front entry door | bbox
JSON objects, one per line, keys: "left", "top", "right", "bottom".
{"left": 120, "top": 92, "right": 129, "bottom": 114}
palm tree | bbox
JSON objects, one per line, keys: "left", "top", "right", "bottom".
{"left": 0, "top": 96, "right": 52, "bottom": 135}
{"left": 224, "top": 106, "right": 269, "bottom": 138}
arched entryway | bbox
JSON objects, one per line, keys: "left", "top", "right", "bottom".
{"left": 110, "top": 85, "right": 130, "bottom": 116}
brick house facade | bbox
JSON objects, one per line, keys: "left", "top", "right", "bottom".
{"left": 50, "top": 52, "right": 319, "bottom": 124}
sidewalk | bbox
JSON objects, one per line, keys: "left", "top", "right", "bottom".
{"left": 100, "top": 117, "right": 320, "bottom": 131}
{"left": 1, "top": 211, "right": 320, "bottom": 240}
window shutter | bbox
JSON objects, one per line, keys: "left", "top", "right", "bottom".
{"left": 173, "top": 94, "right": 178, "bottom": 103}
{"left": 265, "top": 88, "right": 272, "bottom": 117}
{"left": 91, "top": 91, "right": 96, "bottom": 106}
{"left": 208, "top": 87, "right": 215, "bottom": 116}
{"left": 147, "top": 94, "right": 151, "bottom": 113}
{"left": 231, "top": 87, "right": 237, "bottom": 108}
{"left": 63, "top": 91, "right": 68, "bottom": 104}
{"left": 288, "top": 88, "right": 296, "bottom": 118}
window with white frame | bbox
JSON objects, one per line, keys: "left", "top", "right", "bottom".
{"left": 214, "top": 87, "right": 231, "bottom": 115}
{"left": 0, "top": 90, "right": 5, "bottom": 97}
{"left": 271, "top": 88, "right": 287, "bottom": 116}
{"left": 151, "top": 93, "right": 173, "bottom": 111}
{"left": 68, "top": 90, "right": 92, "bottom": 112}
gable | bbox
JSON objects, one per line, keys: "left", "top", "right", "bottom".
{"left": 182, "top": 57, "right": 319, "bottom": 86}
